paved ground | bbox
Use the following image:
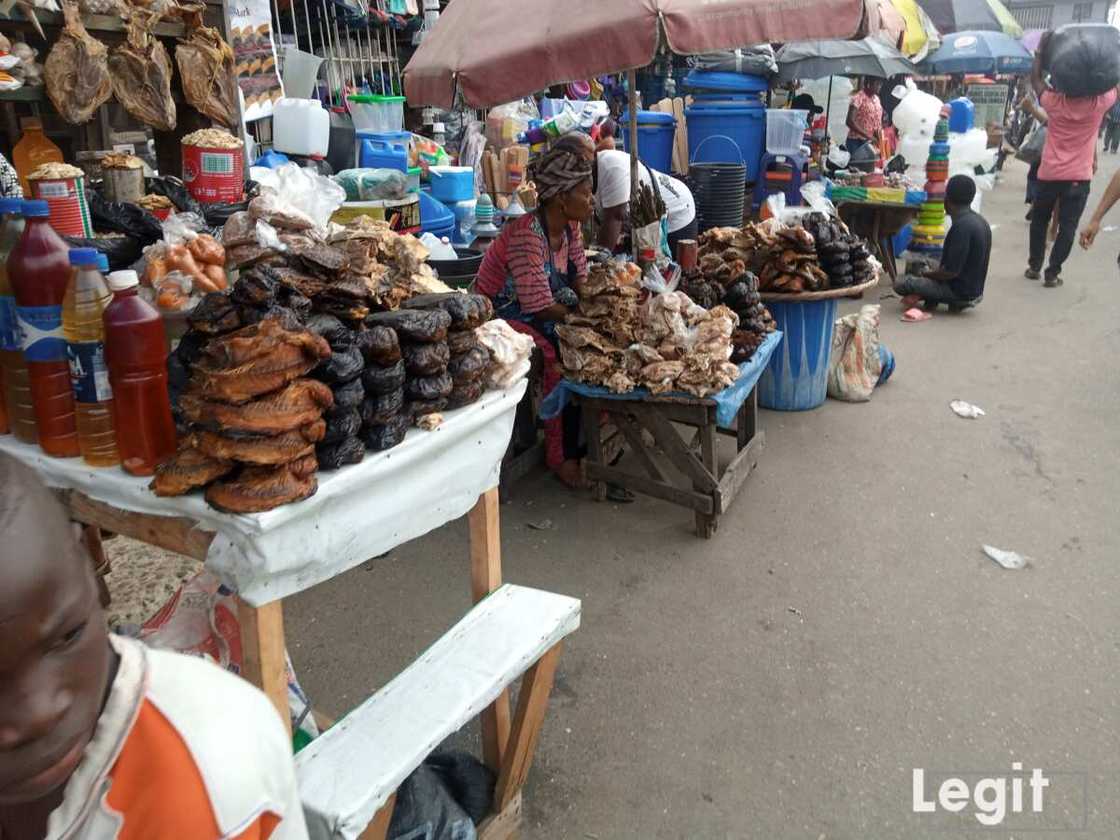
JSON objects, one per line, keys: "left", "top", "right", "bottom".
{"left": 284, "top": 156, "right": 1120, "bottom": 839}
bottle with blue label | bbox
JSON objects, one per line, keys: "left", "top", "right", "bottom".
{"left": 63, "top": 248, "right": 119, "bottom": 466}
{"left": 0, "top": 198, "right": 27, "bottom": 437}
{"left": 9, "top": 199, "right": 79, "bottom": 457}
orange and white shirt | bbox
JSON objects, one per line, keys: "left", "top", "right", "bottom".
{"left": 46, "top": 635, "right": 309, "bottom": 840}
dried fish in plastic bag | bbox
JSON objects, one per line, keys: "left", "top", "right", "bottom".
{"left": 44, "top": 1, "right": 111, "bottom": 124}
{"left": 109, "top": 7, "right": 176, "bottom": 131}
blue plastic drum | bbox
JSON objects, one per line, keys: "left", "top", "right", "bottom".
{"left": 620, "top": 110, "right": 677, "bottom": 174}
{"left": 758, "top": 298, "right": 839, "bottom": 411}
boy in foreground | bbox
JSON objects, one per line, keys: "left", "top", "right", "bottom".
{"left": 0, "top": 453, "right": 308, "bottom": 840}
{"left": 894, "top": 175, "right": 992, "bottom": 313}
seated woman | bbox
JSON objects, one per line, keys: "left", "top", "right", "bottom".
{"left": 476, "top": 145, "right": 594, "bottom": 489}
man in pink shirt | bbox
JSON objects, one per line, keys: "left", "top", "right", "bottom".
{"left": 1026, "top": 31, "right": 1118, "bottom": 287}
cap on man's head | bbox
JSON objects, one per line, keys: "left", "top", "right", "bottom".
{"left": 945, "top": 174, "right": 977, "bottom": 208}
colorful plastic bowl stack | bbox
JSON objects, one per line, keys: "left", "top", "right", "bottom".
{"left": 910, "top": 110, "right": 951, "bottom": 255}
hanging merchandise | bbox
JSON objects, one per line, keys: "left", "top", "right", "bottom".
{"left": 175, "top": 4, "right": 239, "bottom": 130}
{"left": 228, "top": 0, "right": 283, "bottom": 120}
{"left": 109, "top": 6, "right": 177, "bottom": 132}
{"left": 43, "top": 0, "right": 112, "bottom": 125}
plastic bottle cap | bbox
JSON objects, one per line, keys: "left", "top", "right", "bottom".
{"left": 21, "top": 200, "right": 50, "bottom": 218}
{"left": 108, "top": 270, "right": 139, "bottom": 292}
{"left": 68, "top": 247, "right": 100, "bottom": 266}
{"left": 0, "top": 197, "right": 22, "bottom": 215}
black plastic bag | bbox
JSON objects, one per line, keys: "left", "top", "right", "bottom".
{"left": 387, "top": 752, "right": 494, "bottom": 840}
{"left": 86, "top": 190, "right": 163, "bottom": 246}
{"left": 63, "top": 234, "right": 142, "bottom": 271}
{"left": 147, "top": 175, "right": 261, "bottom": 228}
{"left": 1045, "top": 24, "right": 1120, "bottom": 97}
{"left": 316, "top": 436, "right": 365, "bottom": 470}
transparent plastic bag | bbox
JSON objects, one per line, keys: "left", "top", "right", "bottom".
{"left": 334, "top": 167, "right": 408, "bottom": 201}
{"left": 161, "top": 211, "right": 206, "bottom": 245}
{"left": 251, "top": 162, "right": 345, "bottom": 233}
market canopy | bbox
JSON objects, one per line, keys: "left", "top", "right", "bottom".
{"left": 404, "top": 0, "right": 880, "bottom": 108}
{"left": 919, "top": 29, "right": 1033, "bottom": 74}
{"left": 920, "top": 0, "right": 1023, "bottom": 38}
{"left": 775, "top": 38, "right": 917, "bottom": 83}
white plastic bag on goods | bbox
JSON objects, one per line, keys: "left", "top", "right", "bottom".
{"left": 827, "top": 304, "right": 882, "bottom": 402}
{"left": 140, "top": 570, "right": 319, "bottom": 740}
{"left": 251, "top": 162, "right": 345, "bottom": 233}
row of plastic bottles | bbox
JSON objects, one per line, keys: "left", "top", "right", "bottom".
{"left": 0, "top": 199, "right": 177, "bottom": 474}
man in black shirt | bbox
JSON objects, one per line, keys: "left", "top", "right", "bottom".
{"left": 894, "top": 175, "right": 992, "bottom": 312}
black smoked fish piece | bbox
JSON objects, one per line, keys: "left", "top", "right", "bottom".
{"left": 365, "top": 309, "right": 451, "bottom": 343}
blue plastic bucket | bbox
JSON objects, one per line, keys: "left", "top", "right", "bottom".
{"left": 758, "top": 298, "right": 838, "bottom": 411}
{"left": 620, "top": 110, "right": 676, "bottom": 174}
{"left": 685, "top": 102, "right": 766, "bottom": 182}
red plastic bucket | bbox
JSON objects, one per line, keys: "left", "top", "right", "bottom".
{"left": 182, "top": 143, "right": 244, "bottom": 204}
{"left": 30, "top": 175, "right": 92, "bottom": 236}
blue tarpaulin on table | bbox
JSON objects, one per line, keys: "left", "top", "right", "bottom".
{"left": 541, "top": 330, "right": 782, "bottom": 428}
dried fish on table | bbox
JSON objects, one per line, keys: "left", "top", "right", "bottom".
{"left": 109, "top": 7, "right": 176, "bottom": 131}
{"left": 44, "top": 1, "right": 112, "bottom": 125}
{"left": 204, "top": 455, "right": 319, "bottom": 514}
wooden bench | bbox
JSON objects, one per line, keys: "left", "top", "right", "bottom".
{"left": 296, "top": 583, "right": 581, "bottom": 840}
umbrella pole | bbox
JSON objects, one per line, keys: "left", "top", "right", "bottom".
{"left": 627, "top": 68, "right": 640, "bottom": 262}
{"left": 826, "top": 74, "right": 834, "bottom": 142}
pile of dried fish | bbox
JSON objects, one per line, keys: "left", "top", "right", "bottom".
{"left": 152, "top": 314, "right": 334, "bottom": 512}
{"left": 699, "top": 223, "right": 828, "bottom": 294}
{"left": 556, "top": 261, "right": 741, "bottom": 398}
{"left": 801, "top": 212, "right": 877, "bottom": 289}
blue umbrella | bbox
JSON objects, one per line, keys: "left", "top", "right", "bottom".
{"left": 919, "top": 30, "right": 1033, "bottom": 75}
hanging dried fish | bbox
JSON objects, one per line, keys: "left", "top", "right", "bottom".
{"left": 44, "top": 0, "right": 112, "bottom": 124}
{"left": 174, "top": 4, "right": 238, "bottom": 129}
{"left": 109, "top": 6, "right": 176, "bottom": 132}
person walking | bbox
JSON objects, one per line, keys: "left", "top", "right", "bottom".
{"left": 1103, "top": 99, "right": 1120, "bottom": 154}
{"left": 1025, "top": 31, "right": 1118, "bottom": 288}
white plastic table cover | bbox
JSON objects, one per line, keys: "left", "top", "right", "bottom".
{"left": 295, "top": 583, "right": 582, "bottom": 840}
{"left": 0, "top": 380, "right": 527, "bottom": 606}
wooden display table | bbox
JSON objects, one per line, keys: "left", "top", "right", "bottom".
{"left": 836, "top": 200, "right": 920, "bottom": 282}
{"left": 0, "top": 383, "right": 578, "bottom": 839}
{"left": 581, "top": 385, "right": 764, "bottom": 538}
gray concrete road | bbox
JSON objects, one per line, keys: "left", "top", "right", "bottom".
{"left": 287, "top": 154, "right": 1120, "bottom": 839}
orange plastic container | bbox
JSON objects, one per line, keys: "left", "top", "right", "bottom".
{"left": 12, "top": 120, "right": 63, "bottom": 198}
{"left": 104, "top": 270, "right": 177, "bottom": 475}
{"left": 9, "top": 200, "right": 78, "bottom": 457}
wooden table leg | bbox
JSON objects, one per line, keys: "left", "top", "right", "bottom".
{"left": 469, "top": 488, "right": 511, "bottom": 773}
{"left": 581, "top": 398, "right": 607, "bottom": 502}
{"left": 237, "top": 598, "right": 291, "bottom": 737}
{"left": 738, "top": 387, "right": 758, "bottom": 451}
{"left": 695, "top": 409, "right": 718, "bottom": 539}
